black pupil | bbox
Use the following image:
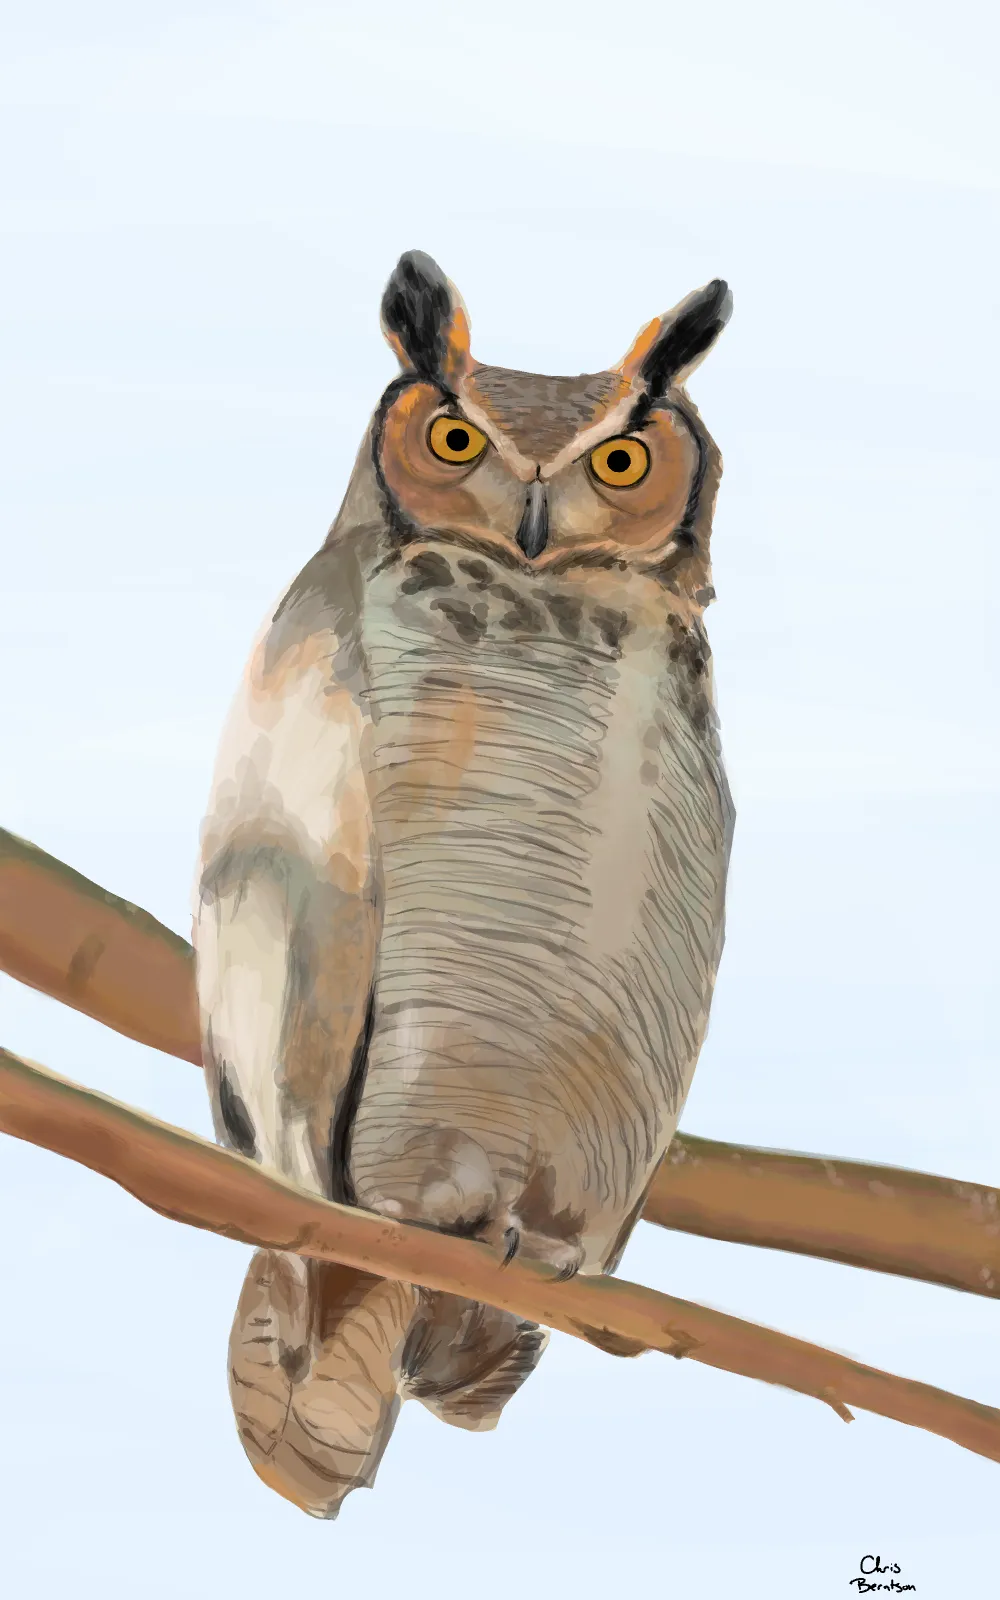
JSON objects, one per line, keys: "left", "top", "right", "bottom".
{"left": 446, "top": 427, "right": 470, "bottom": 453}
{"left": 606, "top": 448, "right": 632, "bottom": 473}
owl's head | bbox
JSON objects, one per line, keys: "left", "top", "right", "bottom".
{"left": 358, "top": 251, "right": 731, "bottom": 603}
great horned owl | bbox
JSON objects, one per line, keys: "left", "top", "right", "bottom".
{"left": 194, "top": 251, "right": 734, "bottom": 1518}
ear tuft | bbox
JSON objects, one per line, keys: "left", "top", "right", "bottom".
{"left": 380, "top": 251, "right": 473, "bottom": 388}
{"left": 620, "top": 279, "right": 732, "bottom": 398}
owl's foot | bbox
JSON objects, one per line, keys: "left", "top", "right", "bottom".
{"left": 355, "top": 1128, "right": 498, "bottom": 1236}
{"left": 480, "top": 1211, "right": 585, "bottom": 1280}
{"left": 352, "top": 1128, "right": 585, "bottom": 1277}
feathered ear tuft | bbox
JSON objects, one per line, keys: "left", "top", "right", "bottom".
{"left": 619, "top": 279, "right": 732, "bottom": 399}
{"left": 380, "top": 251, "right": 474, "bottom": 390}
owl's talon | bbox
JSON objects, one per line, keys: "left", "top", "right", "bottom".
{"left": 501, "top": 1226, "right": 520, "bottom": 1266}
{"left": 552, "top": 1259, "right": 580, "bottom": 1283}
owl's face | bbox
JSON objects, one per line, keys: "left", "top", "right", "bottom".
{"left": 365, "top": 252, "right": 731, "bottom": 601}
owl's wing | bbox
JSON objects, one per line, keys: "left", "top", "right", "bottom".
{"left": 194, "top": 602, "right": 376, "bottom": 1198}
{"left": 193, "top": 582, "right": 396, "bottom": 1516}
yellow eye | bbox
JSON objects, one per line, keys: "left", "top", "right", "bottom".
{"left": 589, "top": 436, "right": 650, "bottom": 488}
{"left": 428, "top": 415, "right": 488, "bottom": 464}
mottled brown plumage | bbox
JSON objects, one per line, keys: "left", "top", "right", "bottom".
{"left": 194, "top": 250, "right": 733, "bottom": 1517}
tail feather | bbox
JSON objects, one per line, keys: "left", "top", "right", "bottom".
{"left": 229, "top": 1250, "right": 417, "bottom": 1519}
{"left": 230, "top": 1259, "right": 548, "bottom": 1516}
{"left": 403, "top": 1291, "right": 547, "bottom": 1432}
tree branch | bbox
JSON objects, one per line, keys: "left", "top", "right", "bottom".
{"left": 0, "top": 828, "right": 200, "bottom": 1064}
{"left": 3, "top": 1043, "right": 1000, "bottom": 1466}
{"left": 648, "top": 1136, "right": 1000, "bottom": 1300}
{"left": 3, "top": 825, "right": 998, "bottom": 1300}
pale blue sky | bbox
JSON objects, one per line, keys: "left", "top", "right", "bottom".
{"left": 1, "top": 4, "right": 997, "bottom": 1596}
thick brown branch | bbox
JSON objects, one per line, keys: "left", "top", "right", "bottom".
{"left": 3, "top": 825, "right": 999, "bottom": 1300}
{"left": 3, "top": 1043, "right": 1000, "bottom": 1466}
{"left": 649, "top": 1136, "right": 1000, "bottom": 1300}
{"left": 0, "top": 828, "right": 201, "bottom": 1064}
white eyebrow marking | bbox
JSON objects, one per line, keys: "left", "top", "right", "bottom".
{"left": 453, "top": 378, "right": 538, "bottom": 483}
{"left": 453, "top": 373, "right": 673, "bottom": 484}
{"left": 539, "top": 391, "right": 640, "bottom": 480}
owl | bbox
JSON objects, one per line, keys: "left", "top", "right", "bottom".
{"left": 193, "top": 251, "right": 734, "bottom": 1518}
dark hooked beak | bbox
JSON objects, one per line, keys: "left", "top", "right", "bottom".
{"left": 515, "top": 480, "right": 549, "bottom": 559}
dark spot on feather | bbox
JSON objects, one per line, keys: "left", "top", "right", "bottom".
{"left": 592, "top": 606, "right": 630, "bottom": 652}
{"left": 218, "top": 1069, "right": 257, "bottom": 1160}
{"left": 457, "top": 558, "right": 492, "bottom": 589}
{"left": 400, "top": 551, "right": 455, "bottom": 593}
{"left": 667, "top": 621, "right": 711, "bottom": 682}
{"left": 431, "top": 597, "right": 487, "bottom": 644}
{"left": 498, "top": 594, "right": 546, "bottom": 634}
{"left": 542, "top": 593, "right": 582, "bottom": 640}
{"left": 279, "top": 1343, "right": 310, "bottom": 1382}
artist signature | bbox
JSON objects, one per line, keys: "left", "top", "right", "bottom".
{"left": 848, "top": 1556, "right": 915, "bottom": 1592}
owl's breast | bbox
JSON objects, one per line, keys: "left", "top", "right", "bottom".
{"left": 348, "top": 541, "right": 732, "bottom": 1250}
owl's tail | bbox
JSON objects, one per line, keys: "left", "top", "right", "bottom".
{"left": 229, "top": 1251, "right": 416, "bottom": 1519}
{"left": 229, "top": 1252, "right": 546, "bottom": 1517}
